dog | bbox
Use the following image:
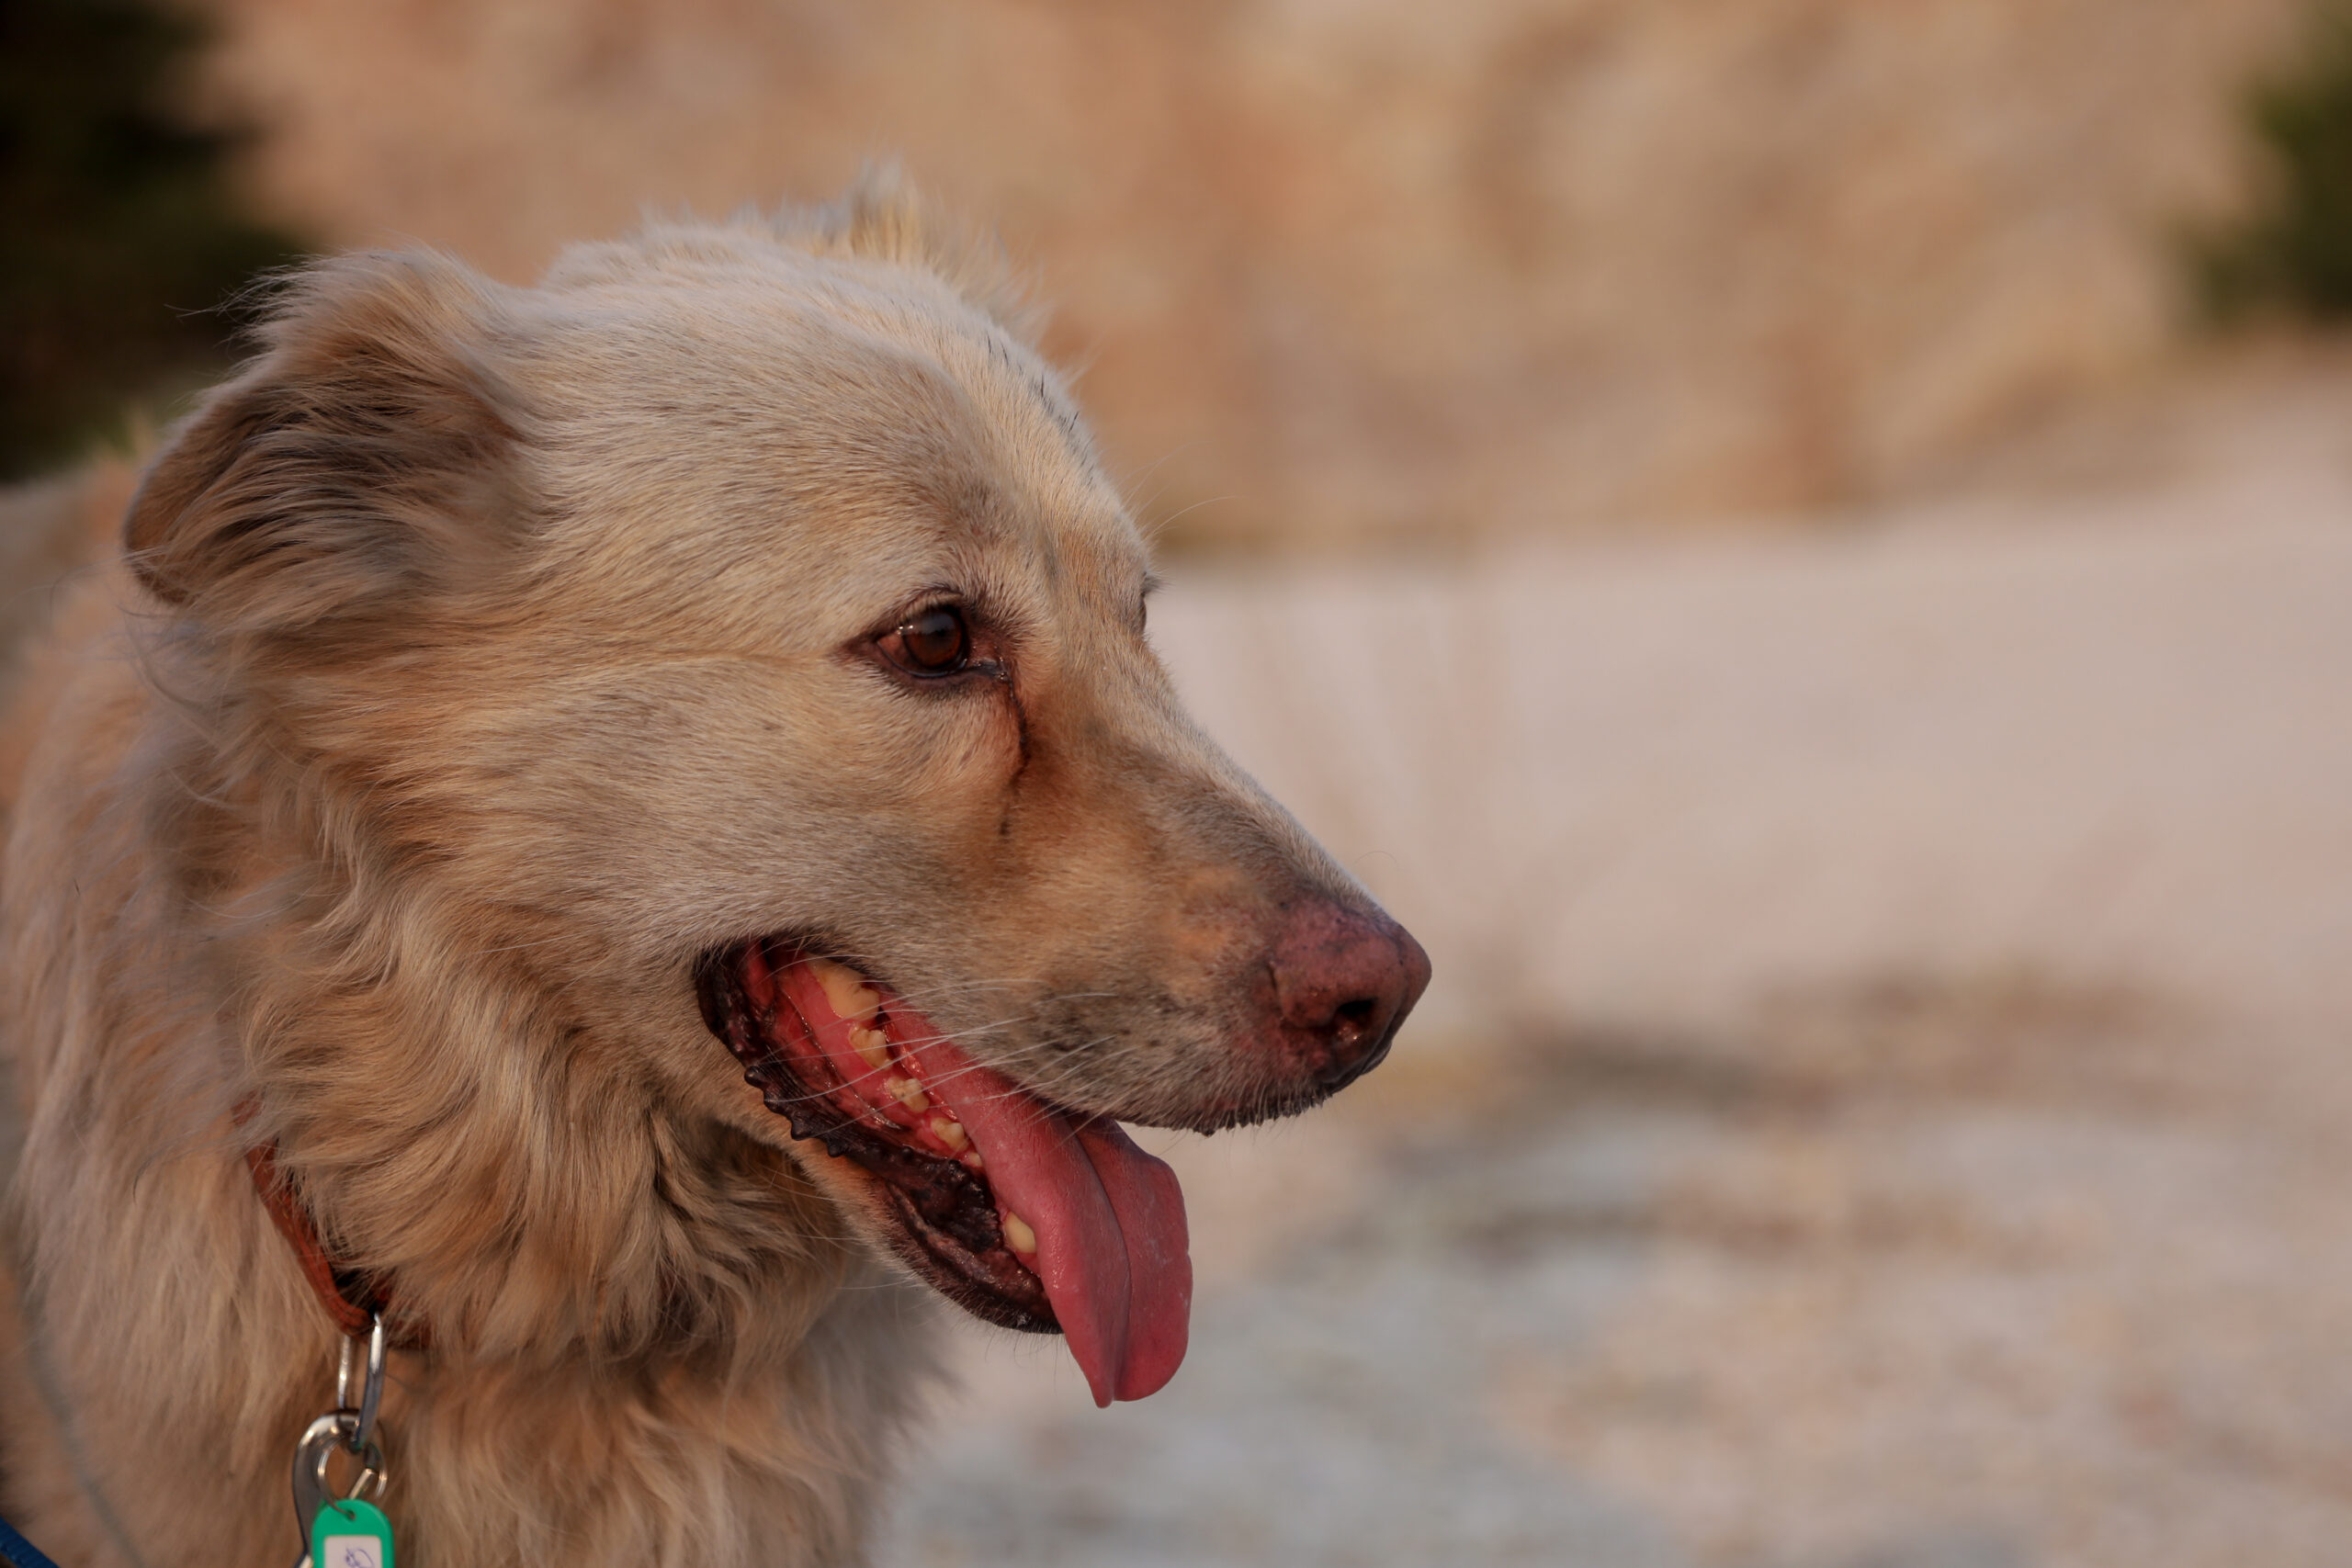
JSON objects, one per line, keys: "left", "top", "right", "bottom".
{"left": 0, "top": 173, "right": 1429, "bottom": 1566}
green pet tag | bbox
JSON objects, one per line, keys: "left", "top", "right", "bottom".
{"left": 311, "top": 1497, "right": 394, "bottom": 1568}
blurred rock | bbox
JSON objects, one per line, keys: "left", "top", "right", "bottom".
{"left": 203, "top": 0, "right": 2306, "bottom": 547}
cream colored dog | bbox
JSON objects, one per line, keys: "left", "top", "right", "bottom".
{"left": 0, "top": 175, "right": 1427, "bottom": 1566}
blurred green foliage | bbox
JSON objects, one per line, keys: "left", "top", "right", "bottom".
{"left": 2199, "top": 2, "right": 2352, "bottom": 320}
{"left": 0, "top": 0, "right": 302, "bottom": 479}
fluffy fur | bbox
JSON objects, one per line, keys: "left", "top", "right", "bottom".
{"left": 0, "top": 174, "right": 1419, "bottom": 1565}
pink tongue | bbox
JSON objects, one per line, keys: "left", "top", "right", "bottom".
{"left": 903, "top": 1034, "right": 1192, "bottom": 1405}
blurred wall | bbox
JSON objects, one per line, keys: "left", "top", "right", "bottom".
{"left": 206, "top": 0, "right": 2304, "bottom": 547}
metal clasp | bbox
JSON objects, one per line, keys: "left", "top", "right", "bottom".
{"left": 289, "top": 1314, "right": 389, "bottom": 1568}
{"left": 334, "top": 1313, "right": 387, "bottom": 1456}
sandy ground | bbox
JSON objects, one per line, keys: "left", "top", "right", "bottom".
{"left": 879, "top": 426, "right": 2352, "bottom": 1566}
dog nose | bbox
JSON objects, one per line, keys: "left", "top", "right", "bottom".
{"left": 1268, "top": 901, "right": 1433, "bottom": 1091}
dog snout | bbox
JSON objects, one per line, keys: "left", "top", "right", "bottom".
{"left": 1267, "top": 901, "right": 1432, "bottom": 1092}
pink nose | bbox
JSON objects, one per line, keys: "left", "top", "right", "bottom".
{"left": 1267, "top": 901, "right": 1432, "bottom": 1090}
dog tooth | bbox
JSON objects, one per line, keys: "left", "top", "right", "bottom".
{"left": 884, "top": 1076, "right": 931, "bottom": 1114}
{"left": 806, "top": 956, "right": 880, "bottom": 1026}
{"left": 1001, "top": 1212, "right": 1037, "bottom": 1255}
{"left": 959, "top": 1150, "right": 986, "bottom": 1173}
{"left": 929, "top": 1116, "right": 968, "bottom": 1151}
{"left": 850, "top": 1027, "right": 891, "bottom": 1071}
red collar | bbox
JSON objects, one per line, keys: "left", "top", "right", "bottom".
{"left": 241, "top": 1132, "right": 428, "bottom": 1350}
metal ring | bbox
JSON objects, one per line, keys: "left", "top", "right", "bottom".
{"left": 292, "top": 1413, "right": 386, "bottom": 1540}
{"left": 334, "top": 1314, "right": 387, "bottom": 1453}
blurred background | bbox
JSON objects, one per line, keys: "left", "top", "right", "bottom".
{"left": 6, "top": 2, "right": 2352, "bottom": 1563}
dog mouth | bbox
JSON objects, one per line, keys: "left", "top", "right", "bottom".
{"left": 695, "top": 937, "right": 1191, "bottom": 1404}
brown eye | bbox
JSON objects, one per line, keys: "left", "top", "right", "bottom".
{"left": 888, "top": 606, "right": 970, "bottom": 675}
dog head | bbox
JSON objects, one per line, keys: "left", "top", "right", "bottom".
{"left": 123, "top": 174, "right": 1428, "bottom": 1404}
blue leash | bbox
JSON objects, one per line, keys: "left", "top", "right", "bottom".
{"left": 0, "top": 1514, "right": 61, "bottom": 1568}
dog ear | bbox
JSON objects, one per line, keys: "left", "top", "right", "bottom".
{"left": 124, "top": 250, "right": 528, "bottom": 628}
{"left": 783, "top": 163, "right": 1047, "bottom": 344}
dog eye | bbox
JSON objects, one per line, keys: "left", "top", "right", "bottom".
{"left": 886, "top": 606, "right": 970, "bottom": 676}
